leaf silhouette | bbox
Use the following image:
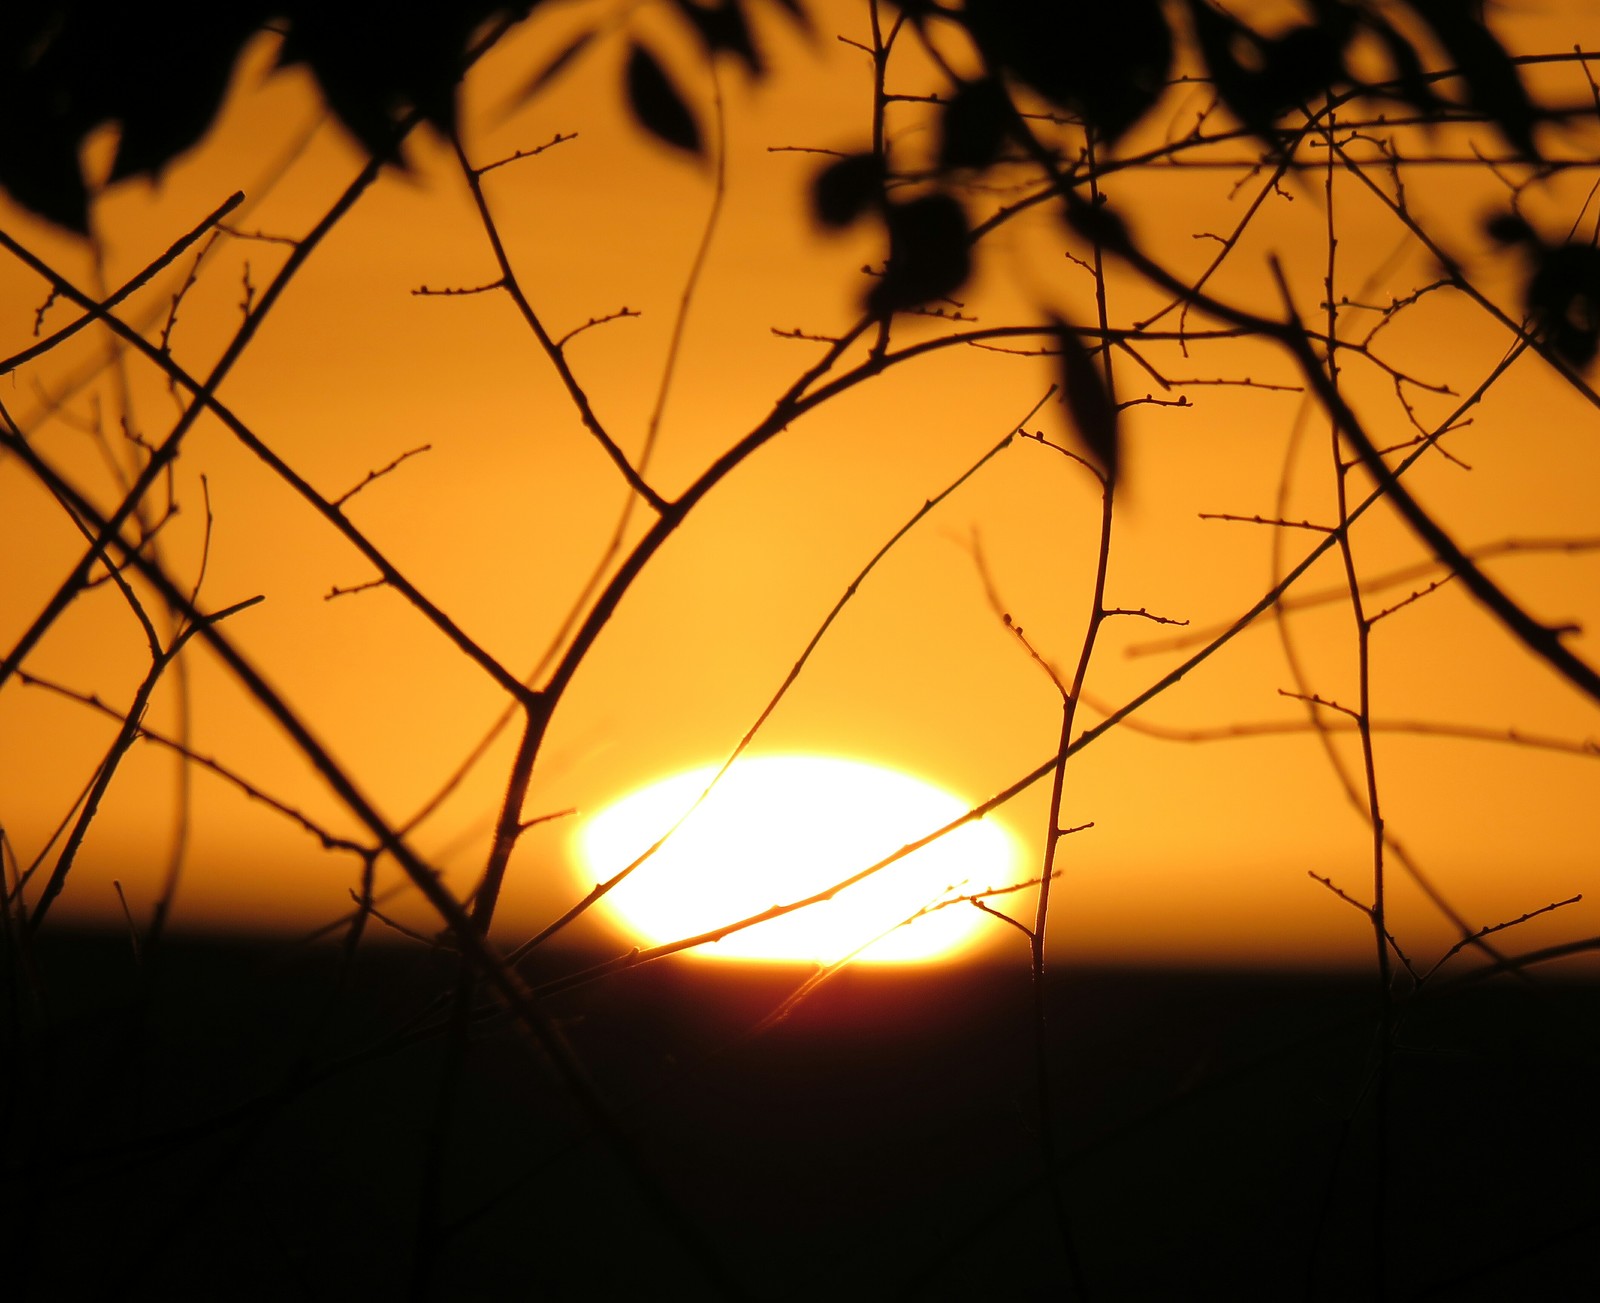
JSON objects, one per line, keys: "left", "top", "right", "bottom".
{"left": 0, "top": 125, "right": 90, "bottom": 233}
{"left": 1411, "top": 0, "right": 1540, "bottom": 157}
{"left": 0, "top": 0, "right": 1544, "bottom": 243}
{"left": 625, "top": 41, "right": 703, "bottom": 156}
{"left": 1526, "top": 243, "right": 1600, "bottom": 369}
{"left": 1349, "top": 8, "right": 1439, "bottom": 113}
{"left": 676, "top": 0, "right": 763, "bottom": 74}
{"left": 277, "top": 5, "right": 492, "bottom": 161}
{"left": 866, "top": 193, "right": 971, "bottom": 316}
{"left": 111, "top": 46, "right": 241, "bottom": 182}
{"left": 812, "top": 152, "right": 883, "bottom": 228}
{"left": 938, "top": 78, "right": 1013, "bottom": 171}
{"left": 1257, "top": 24, "right": 1346, "bottom": 110}
{"left": 1484, "top": 211, "right": 1535, "bottom": 248}
{"left": 1053, "top": 319, "right": 1119, "bottom": 484}
{"left": 0, "top": 5, "right": 262, "bottom": 229}
{"left": 958, "top": 0, "right": 1171, "bottom": 144}
{"left": 1065, "top": 197, "right": 1133, "bottom": 257}
{"left": 1187, "top": 1, "right": 1358, "bottom": 156}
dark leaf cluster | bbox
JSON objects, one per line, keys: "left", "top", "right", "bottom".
{"left": 1487, "top": 213, "right": 1600, "bottom": 369}
{"left": 810, "top": 151, "right": 972, "bottom": 316}
{"left": 952, "top": 0, "right": 1173, "bottom": 149}
{"left": 3, "top": 3, "right": 265, "bottom": 231}
{"left": 922, "top": 0, "right": 1543, "bottom": 161}
{"left": 0, "top": 1, "right": 1547, "bottom": 232}
{"left": 1, "top": 1, "right": 538, "bottom": 232}
{"left": 0, "top": 0, "right": 1572, "bottom": 379}
{"left": 869, "top": 192, "right": 971, "bottom": 315}
{"left": 0, "top": 0, "right": 795, "bottom": 232}
{"left": 621, "top": 0, "right": 797, "bottom": 155}
{"left": 802, "top": 1, "right": 1550, "bottom": 324}
{"left": 1181, "top": 0, "right": 1541, "bottom": 158}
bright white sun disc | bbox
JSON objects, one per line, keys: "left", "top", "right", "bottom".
{"left": 577, "top": 756, "right": 1018, "bottom": 964}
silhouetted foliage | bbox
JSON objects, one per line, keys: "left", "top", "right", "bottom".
{"left": 1413, "top": 0, "right": 1541, "bottom": 154}
{"left": 1485, "top": 211, "right": 1600, "bottom": 367}
{"left": 1, "top": 2, "right": 1550, "bottom": 228}
{"left": 1052, "top": 320, "right": 1119, "bottom": 485}
{"left": 1524, "top": 242, "right": 1600, "bottom": 369}
{"left": 625, "top": 41, "right": 704, "bottom": 155}
{"left": 1, "top": 2, "right": 516, "bottom": 229}
{"left": 954, "top": 0, "right": 1174, "bottom": 147}
{"left": 1186, "top": 1, "right": 1348, "bottom": 142}
{"left": 936, "top": 76, "right": 1015, "bottom": 170}
{"left": 811, "top": 151, "right": 885, "bottom": 227}
{"left": 867, "top": 192, "right": 971, "bottom": 315}
{"left": 0, "top": 0, "right": 783, "bottom": 230}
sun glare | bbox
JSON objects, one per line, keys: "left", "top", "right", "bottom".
{"left": 576, "top": 756, "right": 1019, "bottom": 964}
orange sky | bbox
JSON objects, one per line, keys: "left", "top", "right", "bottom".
{"left": 3, "top": 1, "right": 1599, "bottom": 971}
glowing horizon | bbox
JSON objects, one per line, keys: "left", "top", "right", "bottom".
{"left": 575, "top": 754, "right": 1020, "bottom": 964}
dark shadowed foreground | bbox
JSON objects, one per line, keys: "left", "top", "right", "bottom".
{"left": 7, "top": 931, "right": 1597, "bottom": 1299}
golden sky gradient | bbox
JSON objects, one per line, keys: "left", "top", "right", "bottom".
{"left": 3, "top": 0, "right": 1599, "bottom": 970}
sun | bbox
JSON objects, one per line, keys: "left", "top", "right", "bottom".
{"left": 575, "top": 755, "right": 1020, "bottom": 964}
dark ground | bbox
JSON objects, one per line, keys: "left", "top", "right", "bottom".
{"left": 5, "top": 929, "right": 1598, "bottom": 1299}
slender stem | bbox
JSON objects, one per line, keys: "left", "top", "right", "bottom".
{"left": 1028, "top": 127, "right": 1119, "bottom": 1298}
{"left": 0, "top": 193, "right": 245, "bottom": 378}
{"left": 24, "top": 594, "right": 260, "bottom": 930}
{"left": 1322, "top": 110, "right": 1393, "bottom": 1295}
{"left": 452, "top": 133, "right": 668, "bottom": 513}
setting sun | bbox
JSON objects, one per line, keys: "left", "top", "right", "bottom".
{"left": 576, "top": 755, "right": 1019, "bottom": 964}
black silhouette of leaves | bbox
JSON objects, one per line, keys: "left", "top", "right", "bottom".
{"left": 0, "top": 124, "right": 90, "bottom": 234}
{"left": 938, "top": 78, "right": 1013, "bottom": 171}
{"left": 110, "top": 17, "right": 259, "bottom": 182}
{"left": 277, "top": 6, "right": 489, "bottom": 163}
{"left": 812, "top": 152, "right": 884, "bottom": 228}
{"left": 956, "top": 0, "right": 1172, "bottom": 145}
{"left": 1186, "top": 1, "right": 1348, "bottom": 145}
{"left": 0, "top": 5, "right": 264, "bottom": 230}
{"left": 1525, "top": 243, "right": 1600, "bottom": 369}
{"left": 1065, "top": 197, "right": 1133, "bottom": 257}
{"left": 867, "top": 193, "right": 970, "bottom": 316}
{"left": 1484, "top": 212, "right": 1535, "bottom": 249}
{"left": 675, "top": 0, "right": 763, "bottom": 75}
{"left": 1411, "top": 0, "right": 1540, "bottom": 157}
{"left": 1482, "top": 214, "right": 1600, "bottom": 370}
{"left": 2, "top": 1, "right": 776, "bottom": 231}
{"left": 0, "top": 0, "right": 1556, "bottom": 253}
{"left": 1349, "top": 7, "right": 1439, "bottom": 113}
{"left": 625, "top": 41, "right": 703, "bottom": 156}
{"left": 1053, "top": 319, "right": 1119, "bottom": 485}
{"left": 1180, "top": 0, "right": 1537, "bottom": 161}
{"left": 1255, "top": 22, "right": 1348, "bottom": 112}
